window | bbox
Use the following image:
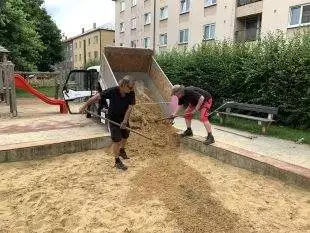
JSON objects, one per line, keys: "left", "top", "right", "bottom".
{"left": 159, "top": 33, "right": 167, "bottom": 46}
{"left": 144, "top": 37, "right": 150, "bottom": 48}
{"left": 120, "top": 1, "right": 125, "bottom": 12}
{"left": 120, "top": 22, "right": 124, "bottom": 32}
{"left": 131, "top": 17, "right": 137, "bottom": 29}
{"left": 132, "top": 0, "right": 137, "bottom": 7}
{"left": 160, "top": 6, "right": 168, "bottom": 20}
{"left": 179, "top": 29, "right": 189, "bottom": 43}
{"left": 94, "top": 36, "right": 99, "bottom": 44}
{"left": 180, "top": 0, "right": 190, "bottom": 14}
{"left": 75, "top": 55, "right": 77, "bottom": 61}
{"left": 88, "top": 52, "right": 91, "bottom": 59}
{"left": 75, "top": 43, "right": 77, "bottom": 49}
{"left": 69, "top": 44, "right": 73, "bottom": 50}
{"left": 290, "top": 4, "right": 310, "bottom": 26}
{"left": 131, "top": 41, "right": 136, "bottom": 47}
{"left": 79, "top": 54, "right": 81, "bottom": 61}
{"left": 205, "top": 0, "right": 216, "bottom": 7}
{"left": 94, "top": 51, "right": 98, "bottom": 59}
{"left": 120, "top": 43, "right": 124, "bottom": 46}
{"left": 79, "top": 41, "right": 81, "bottom": 48}
{"left": 144, "top": 12, "right": 151, "bottom": 25}
{"left": 88, "top": 38, "right": 91, "bottom": 45}
{"left": 203, "top": 24, "right": 215, "bottom": 40}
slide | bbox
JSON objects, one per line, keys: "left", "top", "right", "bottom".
{"left": 14, "top": 74, "right": 68, "bottom": 113}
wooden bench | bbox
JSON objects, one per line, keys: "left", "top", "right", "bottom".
{"left": 216, "top": 102, "right": 278, "bottom": 134}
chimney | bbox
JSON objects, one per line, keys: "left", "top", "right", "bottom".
{"left": 93, "top": 23, "right": 96, "bottom": 29}
{"left": 82, "top": 28, "right": 85, "bottom": 33}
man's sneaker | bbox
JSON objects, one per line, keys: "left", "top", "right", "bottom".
{"left": 119, "top": 148, "right": 129, "bottom": 159}
{"left": 115, "top": 159, "right": 128, "bottom": 171}
{"left": 204, "top": 135, "right": 215, "bottom": 145}
{"left": 181, "top": 128, "right": 193, "bottom": 137}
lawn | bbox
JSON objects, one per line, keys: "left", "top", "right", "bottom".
{"left": 211, "top": 116, "right": 310, "bottom": 145}
{"left": 16, "top": 86, "right": 56, "bottom": 98}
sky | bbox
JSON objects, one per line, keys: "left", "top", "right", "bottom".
{"left": 43, "top": 0, "right": 115, "bottom": 38}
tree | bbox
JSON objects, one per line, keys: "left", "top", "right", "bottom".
{"left": 0, "top": 0, "right": 63, "bottom": 71}
{"left": 0, "top": 0, "right": 44, "bottom": 70}
{"left": 23, "top": 0, "right": 63, "bottom": 71}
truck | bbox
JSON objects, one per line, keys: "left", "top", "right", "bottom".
{"left": 63, "top": 47, "right": 173, "bottom": 119}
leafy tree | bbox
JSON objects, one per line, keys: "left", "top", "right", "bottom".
{"left": 23, "top": 0, "right": 63, "bottom": 71}
{"left": 0, "top": 0, "right": 63, "bottom": 71}
{"left": 0, "top": 0, "right": 44, "bottom": 70}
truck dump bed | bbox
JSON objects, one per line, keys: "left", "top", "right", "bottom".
{"left": 100, "top": 47, "right": 172, "bottom": 115}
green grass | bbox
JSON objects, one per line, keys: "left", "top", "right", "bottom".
{"left": 211, "top": 116, "right": 310, "bottom": 145}
{"left": 16, "top": 86, "right": 56, "bottom": 98}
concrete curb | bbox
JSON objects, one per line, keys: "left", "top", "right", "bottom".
{"left": 181, "top": 135, "right": 310, "bottom": 190}
{"left": 0, "top": 136, "right": 111, "bottom": 163}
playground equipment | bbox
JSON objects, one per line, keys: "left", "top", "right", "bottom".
{"left": 0, "top": 45, "right": 17, "bottom": 117}
{"left": 14, "top": 74, "right": 68, "bottom": 113}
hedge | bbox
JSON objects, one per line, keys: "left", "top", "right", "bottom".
{"left": 156, "top": 32, "right": 310, "bottom": 129}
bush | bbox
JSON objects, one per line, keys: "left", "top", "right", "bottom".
{"left": 156, "top": 32, "right": 310, "bottom": 129}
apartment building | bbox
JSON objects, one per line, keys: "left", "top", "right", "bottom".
{"left": 112, "top": 0, "right": 310, "bottom": 51}
{"left": 63, "top": 23, "right": 115, "bottom": 69}
{"left": 63, "top": 39, "right": 74, "bottom": 69}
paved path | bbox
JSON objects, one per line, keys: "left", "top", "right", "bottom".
{"left": 174, "top": 118, "right": 310, "bottom": 169}
{"left": 1, "top": 99, "right": 108, "bottom": 151}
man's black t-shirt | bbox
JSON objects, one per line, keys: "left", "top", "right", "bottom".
{"left": 100, "top": 86, "right": 135, "bottom": 122}
{"left": 178, "top": 86, "right": 211, "bottom": 107}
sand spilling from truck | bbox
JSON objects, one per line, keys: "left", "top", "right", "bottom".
{"left": 124, "top": 82, "right": 251, "bottom": 232}
{"left": 1, "top": 83, "right": 310, "bottom": 232}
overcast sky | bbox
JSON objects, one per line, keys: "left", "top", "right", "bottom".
{"left": 43, "top": 0, "right": 115, "bottom": 38}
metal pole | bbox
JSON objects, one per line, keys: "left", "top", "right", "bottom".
{"left": 153, "top": 0, "right": 156, "bottom": 53}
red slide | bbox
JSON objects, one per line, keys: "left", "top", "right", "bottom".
{"left": 14, "top": 73, "right": 68, "bottom": 113}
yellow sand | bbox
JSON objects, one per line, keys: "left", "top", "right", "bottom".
{"left": 1, "top": 83, "right": 309, "bottom": 232}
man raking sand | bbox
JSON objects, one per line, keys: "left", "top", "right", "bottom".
{"left": 79, "top": 76, "right": 135, "bottom": 171}
{"left": 170, "top": 85, "right": 215, "bottom": 145}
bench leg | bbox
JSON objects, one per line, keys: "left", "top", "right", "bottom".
{"left": 219, "top": 114, "right": 226, "bottom": 124}
{"left": 261, "top": 122, "right": 271, "bottom": 134}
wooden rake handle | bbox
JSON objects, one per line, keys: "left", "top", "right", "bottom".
{"left": 85, "top": 110, "right": 152, "bottom": 141}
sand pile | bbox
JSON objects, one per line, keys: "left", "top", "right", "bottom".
{"left": 124, "top": 82, "right": 252, "bottom": 232}
{"left": 127, "top": 81, "right": 179, "bottom": 159}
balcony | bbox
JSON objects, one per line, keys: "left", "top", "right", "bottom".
{"left": 237, "top": 0, "right": 262, "bottom": 7}
{"left": 236, "top": 0, "right": 263, "bottom": 18}
{"left": 235, "top": 27, "right": 261, "bottom": 42}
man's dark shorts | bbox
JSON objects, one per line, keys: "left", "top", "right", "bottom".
{"left": 109, "top": 122, "right": 130, "bottom": 142}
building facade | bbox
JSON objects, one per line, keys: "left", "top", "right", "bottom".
{"left": 63, "top": 24, "right": 115, "bottom": 69}
{"left": 62, "top": 39, "right": 74, "bottom": 69}
{"left": 113, "top": 0, "right": 310, "bottom": 51}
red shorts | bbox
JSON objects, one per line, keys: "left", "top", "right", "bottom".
{"left": 184, "top": 98, "right": 212, "bottom": 123}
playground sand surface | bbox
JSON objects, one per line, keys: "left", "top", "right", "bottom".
{"left": 0, "top": 83, "right": 310, "bottom": 233}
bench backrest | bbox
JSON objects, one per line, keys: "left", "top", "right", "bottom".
{"left": 225, "top": 102, "right": 278, "bottom": 115}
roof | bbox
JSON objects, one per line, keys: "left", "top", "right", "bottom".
{"left": 0, "top": 45, "right": 9, "bottom": 53}
{"left": 63, "top": 24, "right": 115, "bottom": 42}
